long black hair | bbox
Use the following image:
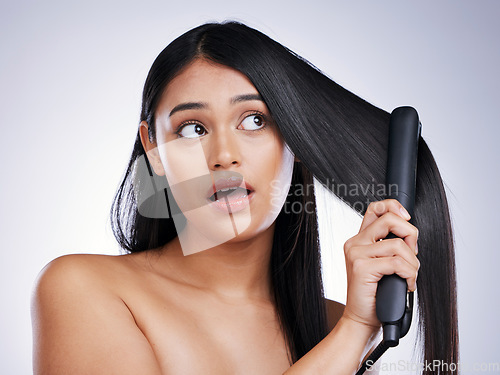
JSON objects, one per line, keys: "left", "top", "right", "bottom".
{"left": 111, "top": 21, "right": 458, "bottom": 372}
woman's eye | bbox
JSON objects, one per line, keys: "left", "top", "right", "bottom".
{"left": 239, "top": 114, "right": 266, "bottom": 130}
{"left": 177, "top": 123, "right": 207, "bottom": 138}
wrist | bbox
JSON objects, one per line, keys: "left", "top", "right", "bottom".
{"left": 338, "top": 314, "right": 381, "bottom": 342}
{"left": 283, "top": 313, "right": 382, "bottom": 374}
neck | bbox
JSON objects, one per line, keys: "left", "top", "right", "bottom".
{"left": 160, "top": 223, "right": 276, "bottom": 302}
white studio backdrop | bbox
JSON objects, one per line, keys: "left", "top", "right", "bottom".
{"left": 1, "top": 1, "right": 499, "bottom": 374}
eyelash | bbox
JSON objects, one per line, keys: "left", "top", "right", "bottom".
{"left": 239, "top": 111, "right": 269, "bottom": 132}
{"left": 174, "top": 111, "right": 269, "bottom": 138}
{"left": 175, "top": 120, "right": 205, "bottom": 138}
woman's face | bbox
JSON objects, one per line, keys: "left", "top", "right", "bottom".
{"left": 141, "top": 59, "right": 294, "bottom": 255}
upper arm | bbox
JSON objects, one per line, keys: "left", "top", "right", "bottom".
{"left": 31, "top": 255, "right": 162, "bottom": 375}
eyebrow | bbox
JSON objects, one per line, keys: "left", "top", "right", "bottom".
{"left": 169, "top": 102, "right": 207, "bottom": 117}
{"left": 230, "top": 93, "right": 263, "bottom": 104}
{"left": 169, "top": 93, "right": 264, "bottom": 117}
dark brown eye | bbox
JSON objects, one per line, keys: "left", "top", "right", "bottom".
{"left": 178, "top": 123, "right": 207, "bottom": 138}
{"left": 194, "top": 125, "right": 204, "bottom": 135}
{"left": 240, "top": 114, "right": 265, "bottom": 130}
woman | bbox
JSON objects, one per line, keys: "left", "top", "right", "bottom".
{"left": 32, "top": 21, "right": 458, "bottom": 374}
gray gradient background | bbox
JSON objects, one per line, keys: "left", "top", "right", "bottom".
{"left": 1, "top": 0, "right": 499, "bottom": 374}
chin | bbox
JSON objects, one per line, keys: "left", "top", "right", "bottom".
{"left": 177, "top": 206, "right": 277, "bottom": 255}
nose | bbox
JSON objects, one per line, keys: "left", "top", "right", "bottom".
{"left": 207, "top": 129, "right": 241, "bottom": 170}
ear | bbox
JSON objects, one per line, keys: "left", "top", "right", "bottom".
{"left": 139, "top": 121, "right": 166, "bottom": 176}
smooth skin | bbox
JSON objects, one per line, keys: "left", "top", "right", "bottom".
{"left": 32, "top": 59, "right": 419, "bottom": 374}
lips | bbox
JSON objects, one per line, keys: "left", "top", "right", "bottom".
{"left": 207, "top": 176, "right": 254, "bottom": 202}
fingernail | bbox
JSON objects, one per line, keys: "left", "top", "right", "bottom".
{"left": 400, "top": 207, "right": 411, "bottom": 220}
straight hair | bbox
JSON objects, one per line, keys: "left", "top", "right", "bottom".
{"left": 111, "top": 21, "right": 458, "bottom": 371}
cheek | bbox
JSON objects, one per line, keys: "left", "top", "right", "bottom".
{"left": 154, "top": 117, "right": 210, "bottom": 186}
{"left": 252, "top": 136, "right": 295, "bottom": 214}
{"left": 158, "top": 138, "right": 209, "bottom": 184}
{"left": 157, "top": 138, "right": 211, "bottom": 209}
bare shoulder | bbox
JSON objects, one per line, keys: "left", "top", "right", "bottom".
{"left": 32, "top": 253, "right": 161, "bottom": 375}
{"left": 35, "top": 253, "right": 122, "bottom": 282}
{"left": 32, "top": 253, "right": 133, "bottom": 307}
{"left": 324, "top": 297, "right": 345, "bottom": 332}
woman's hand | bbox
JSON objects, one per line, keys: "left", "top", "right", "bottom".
{"left": 342, "top": 199, "right": 420, "bottom": 330}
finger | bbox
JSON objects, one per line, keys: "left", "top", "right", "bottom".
{"left": 359, "top": 199, "right": 411, "bottom": 233}
{"left": 356, "top": 212, "right": 419, "bottom": 252}
{"left": 352, "top": 256, "right": 418, "bottom": 292}
{"left": 347, "top": 238, "right": 420, "bottom": 271}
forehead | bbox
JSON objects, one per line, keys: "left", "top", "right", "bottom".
{"left": 159, "top": 59, "right": 259, "bottom": 111}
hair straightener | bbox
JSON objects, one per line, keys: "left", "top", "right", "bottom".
{"left": 356, "top": 106, "right": 421, "bottom": 375}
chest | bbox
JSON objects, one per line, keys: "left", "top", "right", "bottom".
{"left": 128, "top": 285, "right": 292, "bottom": 374}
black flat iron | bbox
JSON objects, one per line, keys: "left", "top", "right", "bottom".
{"left": 356, "top": 106, "right": 421, "bottom": 374}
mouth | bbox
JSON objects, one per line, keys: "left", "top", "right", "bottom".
{"left": 208, "top": 187, "right": 251, "bottom": 202}
{"left": 205, "top": 175, "right": 254, "bottom": 214}
{"left": 207, "top": 176, "right": 254, "bottom": 202}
